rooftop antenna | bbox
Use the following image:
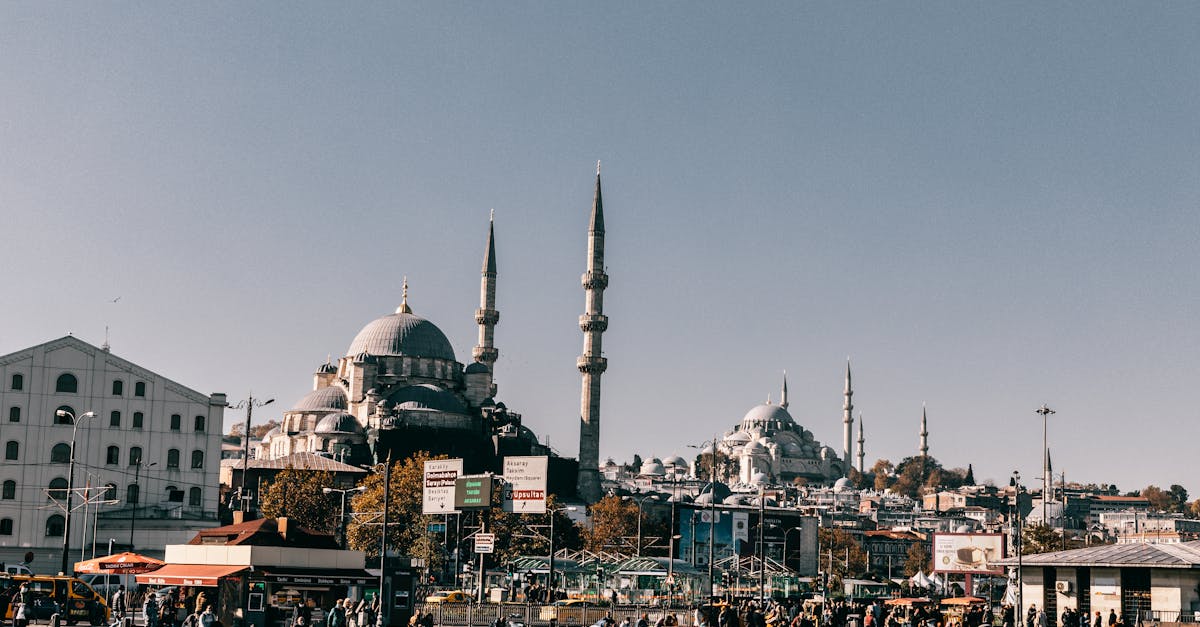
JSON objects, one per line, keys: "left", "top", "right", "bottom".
{"left": 101, "top": 326, "right": 110, "bottom": 352}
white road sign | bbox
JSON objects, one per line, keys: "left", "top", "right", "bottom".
{"left": 475, "top": 533, "right": 495, "bottom": 554}
{"left": 422, "top": 458, "right": 464, "bottom": 515}
{"left": 502, "top": 455, "right": 548, "bottom": 514}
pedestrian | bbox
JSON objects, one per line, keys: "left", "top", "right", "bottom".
{"left": 355, "top": 598, "right": 373, "bottom": 627}
{"left": 1107, "top": 611, "right": 1116, "bottom": 627}
{"left": 14, "top": 583, "right": 30, "bottom": 627}
{"left": 1037, "top": 610, "right": 1047, "bottom": 627}
{"left": 110, "top": 585, "right": 129, "bottom": 623}
{"left": 639, "top": 613, "right": 651, "bottom": 627}
{"left": 144, "top": 590, "right": 161, "bottom": 627}
{"left": 1081, "top": 612, "right": 1090, "bottom": 627}
{"left": 1025, "top": 606, "right": 1036, "bottom": 627}
{"left": 200, "top": 605, "right": 218, "bottom": 627}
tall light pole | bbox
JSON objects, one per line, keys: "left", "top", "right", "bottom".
{"left": 758, "top": 486, "right": 766, "bottom": 601}
{"left": 1012, "top": 471, "right": 1023, "bottom": 625}
{"left": 1035, "top": 405, "right": 1054, "bottom": 526}
{"left": 624, "top": 495, "right": 659, "bottom": 557}
{"left": 229, "top": 396, "right": 274, "bottom": 512}
{"left": 323, "top": 486, "right": 366, "bottom": 549}
{"left": 129, "top": 458, "right": 157, "bottom": 549}
{"left": 56, "top": 409, "right": 94, "bottom": 574}
{"left": 548, "top": 505, "right": 577, "bottom": 596}
{"left": 782, "top": 526, "right": 803, "bottom": 573}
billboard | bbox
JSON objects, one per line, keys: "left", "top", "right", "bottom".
{"left": 502, "top": 455, "right": 548, "bottom": 513}
{"left": 422, "top": 458, "right": 463, "bottom": 515}
{"left": 932, "top": 533, "right": 1005, "bottom": 574}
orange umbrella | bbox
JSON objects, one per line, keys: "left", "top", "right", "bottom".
{"left": 940, "top": 597, "right": 987, "bottom": 606}
{"left": 74, "top": 552, "right": 165, "bottom": 575}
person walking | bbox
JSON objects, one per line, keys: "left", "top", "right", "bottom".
{"left": 1026, "top": 606, "right": 1037, "bottom": 627}
{"left": 110, "top": 585, "right": 129, "bottom": 624}
{"left": 144, "top": 591, "right": 161, "bottom": 627}
{"left": 1107, "top": 611, "right": 1116, "bottom": 627}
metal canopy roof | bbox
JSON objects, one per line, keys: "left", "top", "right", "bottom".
{"left": 994, "top": 540, "right": 1200, "bottom": 569}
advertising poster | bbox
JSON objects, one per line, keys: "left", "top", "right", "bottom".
{"left": 932, "top": 533, "right": 1005, "bottom": 574}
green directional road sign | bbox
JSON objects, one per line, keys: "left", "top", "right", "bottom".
{"left": 454, "top": 475, "right": 493, "bottom": 510}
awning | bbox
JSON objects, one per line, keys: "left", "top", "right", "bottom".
{"left": 136, "top": 564, "right": 249, "bottom": 587}
{"left": 253, "top": 567, "right": 375, "bottom": 586}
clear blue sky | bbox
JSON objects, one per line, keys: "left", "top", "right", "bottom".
{"left": 3, "top": 3, "right": 1199, "bottom": 496}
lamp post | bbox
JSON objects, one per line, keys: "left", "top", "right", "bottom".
{"left": 56, "top": 409, "right": 94, "bottom": 575}
{"left": 323, "top": 486, "right": 367, "bottom": 549}
{"left": 1035, "top": 405, "right": 1054, "bottom": 526}
{"left": 548, "top": 506, "right": 577, "bottom": 597}
{"left": 1012, "top": 471, "right": 1023, "bottom": 625}
{"left": 624, "top": 495, "right": 659, "bottom": 557}
{"left": 758, "top": 486, "right": 766, "bottom": 601}
{"left": 688, "top": 433, "right": 724, "bottom": 601}
{"left": 228, "top": 396, "right": 275, "bottom": 512}
{"left": 129, "top": 459, "right": 157, "bottom": 549}
{"left": 782, "top": 526, "right": 803, "bottom": 573}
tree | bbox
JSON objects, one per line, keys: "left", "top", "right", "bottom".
{"left": 847, "top": 467, "right": 867, "bottom": 490}
{"left": 489, "top": 495, "right": 583, "bottom": 561}
{"left": 584, "top": 495, "right": 642, "bottom": 553}
{"left": 891, "top": 456, "right": 945, "bottom": 498}
{"left": 347, "top": 452, "right": 447, "bottom": 561}
{"left": 902, "top": 541, "right": 930, "bottom": 576}
{"left": 230, "top": 419, "right": 281, "bottom": 438}
{"left": 871, "top": 459, "right": 894, "bottom": 492}
{"left": 963, "top": 464, "right": 976, "bottom": 486}
{"left": 258, "top": 466, "right": 337, "bottom": 533}
{"left": 817, "top": 528, "right": 868, "bottom": 579}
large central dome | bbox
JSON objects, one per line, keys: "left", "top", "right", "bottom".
{"left": 347, "top": 308, "right": 457, "bottom": 361}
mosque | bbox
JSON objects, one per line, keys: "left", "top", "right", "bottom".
{"left": 256, "top": 168, "right": 612, "bottom": 501}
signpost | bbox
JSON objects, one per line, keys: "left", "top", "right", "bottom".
{"left": 502, "top": 455, "right": 549, "bottom": 514}
{"left": 422, "top": 459, "right": 463, "bottom": 515}
{"left": 474, "top": 533, "right": 495, "bottom": 554}
{"left": 455, "top": 475, "right": 494, "bottom": 510}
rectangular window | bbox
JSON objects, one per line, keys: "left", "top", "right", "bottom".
{"left": 170, "top": 414, "right": 181, "bottom": 430}
{"left": 110, "top": 411, "right": 121, "bottom": 427}
{"left": 10, "top": 374, "right": 22, "bottom": 390}
{"left": 132, "top": 412, "right": 144, "bottom": 429}
{"left": 7, "top": 407, "right": 18, "bottom": 423}
{"left": 194, "top": 415, "right": 205, "bottom": 432}
{"left": 134, "top": 382, "right": 146, "bottom": 397}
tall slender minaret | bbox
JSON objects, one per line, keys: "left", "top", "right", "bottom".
{"left": 919, "top": 404, "right": 929, "bottom": 457}
{"left": 856, "top": 413, "right": 865, "bottom": 474}
{"left": 577, "top": 163, "right": 609, "bottom": 503}
{"left": 472, "top": 212, "right": 500, "bottom": 397}
{"left": 842, "top": 360, "right": 854, "bottom": 476}
{"left": 780, "top": 371, "right": 789, "bottom": 409}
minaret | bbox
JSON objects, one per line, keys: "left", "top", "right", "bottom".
{"left": 780, "top": 371, "right": 789, "bottom": 409}
{"left": 919, "top": 404, "right": 929, "bottom": 457}
{"left": 577, "top": 162, "right": 609, "bottom": 503}
{"left": 856, "top": 413, "right": 865, "bottom": 474}
{"left": 472, "top": 212, "right": 500, "bottom": 396}
{"left": 842, "top": 360, "right": 853, "bottom": 476}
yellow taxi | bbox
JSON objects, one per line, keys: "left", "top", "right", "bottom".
{"left": 424, "top": 590, "right": 471, "bottom": 604}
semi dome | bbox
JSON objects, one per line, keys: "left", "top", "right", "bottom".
{"left": 347, "top": 310, "right": 456, "bottom": 361}
{"left": 386, "top": 384, "right": 467, "bottom": 414}
{"left": 741, "top": 403, "right": 796, "bottom": 429}
{"left": 314, "top": 412, "right": 362, "bottom": 434}
{"left": 291, "top": 386, "right": 349, "bottom": 412}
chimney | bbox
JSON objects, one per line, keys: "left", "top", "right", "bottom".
{"left": 278, "top": 516, "right": 289, "bottom": 540}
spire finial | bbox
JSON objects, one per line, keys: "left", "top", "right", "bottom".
{"left": 490, "top": 208, "right": 495, "bottom": 222}
{"left": 396, "top": 276, "right": 412, "bottom": 314}
{"left": 766, "top": 393, "right": 772, "bottom": 405}
{"left": 596, "top": 160, "right": 601, "bottom": 175}
{"left": 780, "top": 370, "right": 789, "bottom": 409}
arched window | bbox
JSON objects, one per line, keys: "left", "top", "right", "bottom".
{"left": 191, "top": 450, "right": 204, "bottom": 469}
{"left": 166, "top": 449, "right": 180, "bottom": 469}
{"left": 134, "top": 381, "right": 146, "bottom": 397}
{"left": 54, "top": 405, "right": 75, "bottom": 425}
{"left": 194, "top": 415, "right": 206, "bottom": 432}
{"left": 0, "top": 518, "right": 12, "bottom": 535}
{"left": 106, "top": 446, "right": 119, "bottom": 465}
{"left": 129, "top": 447, "right": 142, "bottom": 466}
{"left": 166, "top": 486, "right": 183, "bottom": 502}
{"left": 132, "top": 412, "right": 144, "bottom": 429}
{"left": 8, "top": 407, "right": 19, "bottom": 422}
{"left": 50, "top": 443, "right": 71, "bottom": 463}
{"left": 46, "top": 514, "right": 64, "bottom": 536}
{"left": 2, "top": 480, "right": 15, "bottom": 499}
{"left": 126, "top": 484, "right": 139, "bottom": 505}
{"left": 170, "top": 414, "right": 181, "bottom": 430}
{"left": 4, "top": 441, "right": 18, "bottom": 460}
{"left": 112, "top": 380, "right": 123, "bottom": 396}
{"left": 109, "top": 411, "right": 121, "bottom": 427}
{"left": 104, "top": 483, "right": 117, "bottom": 500}
{"left": 48, "top": 477, "right": 68, "bottom": 501}
{"left": 189, "top": 487, "right": 202, "bottom": 507}
{"left": 55, "top": 373, "right": 78, "bottom": 393}
{"left": 10, "top": 374, "right": 22, "bottom": 390}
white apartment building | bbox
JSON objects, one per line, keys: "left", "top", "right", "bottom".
{"left": 0, "top": 336, "right": 225, "bottom": 572}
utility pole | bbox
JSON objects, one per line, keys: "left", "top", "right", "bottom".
{"left": 229, "top": 395, "right": 275, "bottom": 512}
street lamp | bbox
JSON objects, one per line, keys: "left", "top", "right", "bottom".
{"left": 688, "top": 433, "right": 724, "bottom": 601}
{"left": 129, "top": 459, "right": 157, "bottom": 549}
{"left": 1012, "top": 471, "right": 1023, "bottom": 624}
{"left": 228, "top": 396, "right": 274, "bottom": 512}
{"left": 782, "top": 526, "right": 803, "bottom": 572}
{"left": 623, "top": 495, "right": 659, "bottom": 557}
{"left": 323, "top": 486, "right": 367, "bottom": 549}
{"left": 56, "top": 409, "right": 94, "bottom": 575}
{"left": 548, "top": 505, "right": 577, "bottom": 598}
{"left": 1035, "top": 405, "right": 1055, "bottom": 526}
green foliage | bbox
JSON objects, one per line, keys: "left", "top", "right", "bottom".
{"left": 1142, "top": 484, "right": 1189, "bottom": 513}
{"left": 489, "top": 495, "right": 582, "bottom": 561}
{"left": 347, "top": 452, "right": 447, "bottom": 560}
{"left": 903, "top": 541, "right": 930, "bottom": 576}
{"left": 258, "top": 465, "right": 337, "bottom": 533}
{"left": 817, "top": 528, "right": 868, "bottom": 579}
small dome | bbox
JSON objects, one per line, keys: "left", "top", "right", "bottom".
{"left": 347, "top": 310, "right": 456, "bottom": 361}
{"left": 353, "top": 352, "right": 377, "bottom": 364}
{"left": 314, "top": 412, "right": 362, "bottom": 434}
{"left": 956, "top": 524, "right": 972, "bottom": 533}
{"left": 745, "top": 440, "right": 768, "bottom": 455}
{"left": 291, "top": 386, "right": 349, "bottom": 412}
{"left": 699, "top": 482, "right": 732, "bottom": 501}
{"left": 751, "top": 471, "right": 770, "bottom": 484}
{"left": 833, "top": 477, "right": 852, "bottom": 492}
{"left": 725, "top": 431, "right": 752, "bottom": 443}
{"left": 262, "top": 426, "right": 281, "bottom": 440}
{"left": 387, "top": 384, "right": 467, "bottom": 414}
{"left": 640, "top": 461, "right": 666, "bottom": 476}
{"left": 663, "top": 455, "right": 688, "bottom": 467}
{"left": 315, "top": 362, "right": 337, "bottom": 374}
{"left": 465, "top": 362, "right": 490, "bottom": 375}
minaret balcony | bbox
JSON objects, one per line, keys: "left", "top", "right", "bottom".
{"left": 581, "top": 271, "right": 609, "bottom": 290}
{"left": 475, "top": 308, "right": 500, "bottom": 325}
{"left": 577, "top": 356, "right": 608, "bottom": 374}
{"left": 472, "top": 347, "right": 499, "bottom": 363}
{"left": 578, "top": 314, "right": 608, "bottom": 333}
